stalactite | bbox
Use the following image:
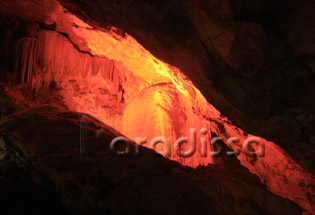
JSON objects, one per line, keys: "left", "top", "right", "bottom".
{"left": 14, "top": 37, "right": 39, "bottom": 85}
{"left": 35, "top": 31, "right": 124, "bottom": 97}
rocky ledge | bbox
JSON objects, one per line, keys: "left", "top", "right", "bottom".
{"left": 0, "top": 105, "right": 302, "bottom": 214}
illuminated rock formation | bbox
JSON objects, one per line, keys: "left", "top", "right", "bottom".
{"left": 0, "top": 0, "right": 314, "bottom": 214}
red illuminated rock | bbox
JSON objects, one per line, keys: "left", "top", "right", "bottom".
{"left": 0, "top": 106, "right": 303, "bottom": 214}
{"left": 0, "top": 0, "right": 314, "bottom": 214}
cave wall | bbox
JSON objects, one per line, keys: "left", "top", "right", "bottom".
{"left": 0, "top": 105, "right": 306, "bottom": 215}
{"left": 0, "top": 0, "right": 314, "bottom": 214}
{"left": 0, "top": 18, "right": 133, "bottom": 129}
{"left": 0, "top": 11, "right": 218, "bottom": 167}
{"left": 56, "top": 0, "right": 315, "bottom": 175}
{"left": 0, "top": 18, "right": 313, "bottom": 211}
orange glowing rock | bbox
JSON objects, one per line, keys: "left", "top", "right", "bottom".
{"left": 14, "top": 3, "right": 312, "bottom": 212}
{"left": 70, "top": 21, "right": 315, "bottom": 214}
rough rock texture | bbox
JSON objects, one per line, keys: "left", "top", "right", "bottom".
{"left": 0, "top": 85, "right": 20, "bottom": 116}
{"left": 0, "top": 105, "right": 303, "bottom": 214}
{"left": 55, "top": 0, "right": 315, "bottom": 175}
{"left": 0, "top": 0, "right": 313, "bottom": 176}
{"left": 0, "top": 0, "right": 314, "bottom": 214}
{"left": 0, "top": 137, "right": 70, "bottom": 214}
{"left": 2, "top": 72, "right": 314, "bottom": 214}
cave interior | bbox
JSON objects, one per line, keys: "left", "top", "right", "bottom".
{"left": 0, "top": 0, "right": 314, "bottom": 214}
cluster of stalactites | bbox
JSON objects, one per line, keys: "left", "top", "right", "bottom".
{"left": 37, "top": 30, "right": 123, "bottom": 98}
{"left": 14, "top": 37, "right": 39, "bottom": 85}
{"left": 13, "top": 22, "right": 39, "bottom": 85}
